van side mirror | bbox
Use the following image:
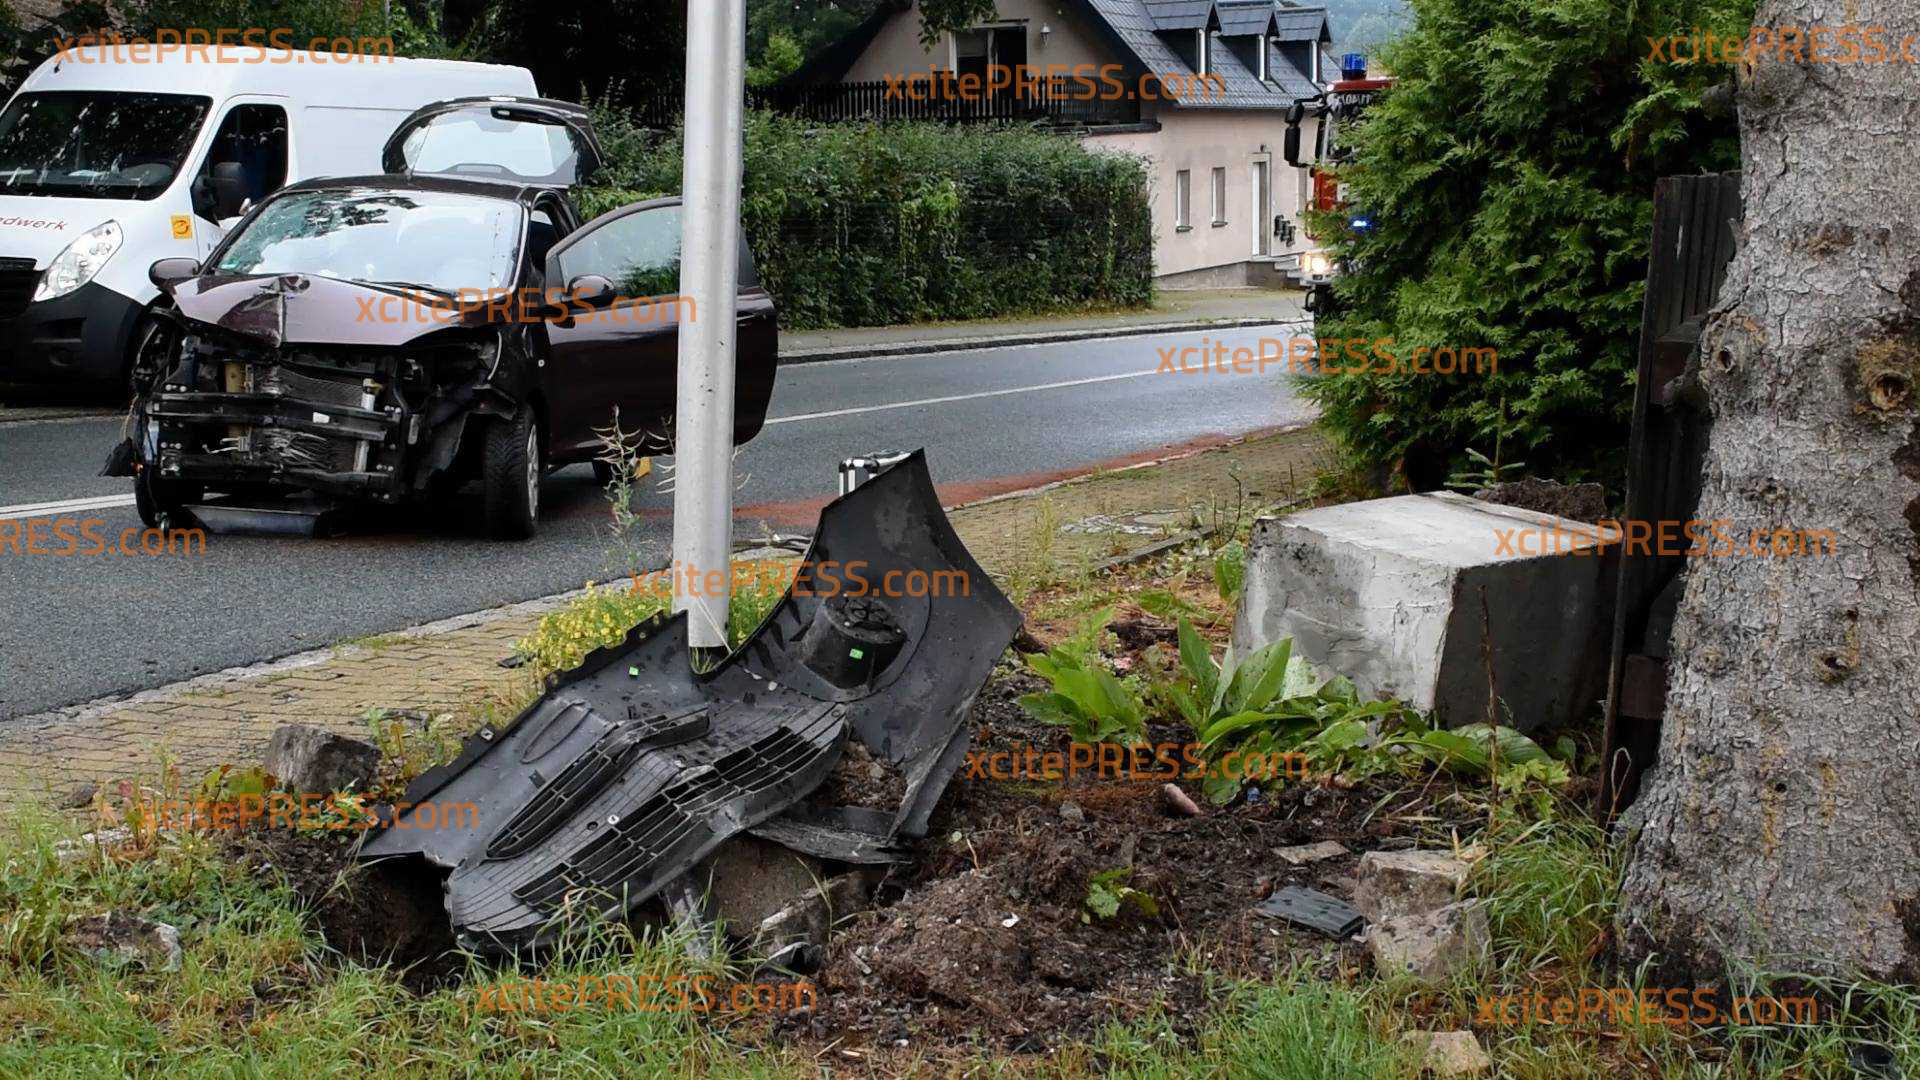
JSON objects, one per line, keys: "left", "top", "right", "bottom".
{"left": 210, "top": 162, "right": 248, "bottom": 219}
{"left": 149, "top": 258, "right": 200, "bottom": 291}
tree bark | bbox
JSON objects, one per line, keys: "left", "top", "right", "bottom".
{"left": 1618, "top": 2, "right": 1920, "bottom": 980}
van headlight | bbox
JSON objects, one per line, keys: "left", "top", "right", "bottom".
{"left": 34, "top": 220, "right": 124, "bottom": 302}
{"left": 1301, "top": 250, "right": 1334, "bottom": 278}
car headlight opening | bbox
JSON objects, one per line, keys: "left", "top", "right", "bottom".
{"left": 34, "top": 220, "right": 124, "bottom": 303}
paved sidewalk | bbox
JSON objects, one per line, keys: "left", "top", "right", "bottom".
{"left": 0, "top": 424, "right": 1331, "bottom": 809}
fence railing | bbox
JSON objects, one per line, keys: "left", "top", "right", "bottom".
{"left": 634, "top": 79, "right": 1143, "bottom": 130}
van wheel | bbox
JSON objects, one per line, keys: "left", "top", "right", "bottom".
{"left": 134, "top": 468, "right": 199, "bottom": 530}
{"left": 481, "top": 405, "right": 541, "bottom": 540}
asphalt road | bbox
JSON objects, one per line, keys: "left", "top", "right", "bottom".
{"left": 0, "top": 324, "right": 1312, "bottom": 721}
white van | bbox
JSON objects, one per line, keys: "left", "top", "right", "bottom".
{"left": 0, "top": 46, "right": 539, "bottom": 388}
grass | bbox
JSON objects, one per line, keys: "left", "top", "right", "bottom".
{"left": 0, "top": 802, "right": 796, "bottom": 1077}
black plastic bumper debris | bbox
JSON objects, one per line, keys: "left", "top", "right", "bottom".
{"left": 359, "top": 450, "right": 1020, "bottom": 953}
{"left": 1255, "top": 886, "right": 1367, "bottom": 939}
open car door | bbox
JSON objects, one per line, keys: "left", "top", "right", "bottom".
{"left": 537, "top": 197, "right": 778, "bottom": 459}
{"left": 381, "top": 97, "right": 604, "bottom": 188}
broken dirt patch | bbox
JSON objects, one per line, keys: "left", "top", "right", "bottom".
{"left": 775, "top": 655, "right": 1484, "bottom": 1054}
{"left": 226, "top": 827, "right": 459, "bottom": 992}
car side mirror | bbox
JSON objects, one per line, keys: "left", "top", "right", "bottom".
{"left": 149, "top": 257, "right": 200, "bottom": 291}
{"left": 211, "top": 162, "right": 248, "bottom": 220}
{"left": 567, "top": 274, "right": 616, "bottom": 307}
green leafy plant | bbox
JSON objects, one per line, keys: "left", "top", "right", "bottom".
{"left": 1445, "top": 446, "right": 1528, "bottom": 495}
{"left": 1082, "top": 866, "right": 1159, "bottom": 924}
{"left": 1294, "top": 714, "right": 1569, "bottom": 794}
{"left": 1019, "top": 607, "right": 1147, "bottom": 747}
{"left": 1134, "top": 588, "right": 1208, "bottom": 624}
{"left": 1167, "top": 620, "right": 1402, "bottom": 803}
{"left": 1212, "top": 539, "right": 1247, "bottom": 604}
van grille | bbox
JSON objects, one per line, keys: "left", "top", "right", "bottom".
{"left": 0, "top": 259, "right": 37, "bottom": 319}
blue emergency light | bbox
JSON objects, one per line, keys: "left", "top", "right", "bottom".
{"left": 1341, "top": 53, "right": 1368, "bottom": 79}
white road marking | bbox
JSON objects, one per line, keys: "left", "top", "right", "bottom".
{"left": 765, "top": 368, "right": 1164, "bottom": 426}
{"left": 0, "top": 493, "right": 137, "bottom": 521}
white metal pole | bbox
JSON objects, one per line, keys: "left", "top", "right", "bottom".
{"left": 673, "top": 0, "right": 748, "bottom": 648}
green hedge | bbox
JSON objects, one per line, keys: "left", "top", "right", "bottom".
{"left": 584, "top": 108, "right": 1154, "bottom": 330}
{"left": 1300, "top": 0, "right": 1751, "bottom": 489}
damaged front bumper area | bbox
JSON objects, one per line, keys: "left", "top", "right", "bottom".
{"left": 359, "top": 451, "right": 1021, "bottom": 953}
{"left": 123, "top": 321, "right": 515, "bottom": 501}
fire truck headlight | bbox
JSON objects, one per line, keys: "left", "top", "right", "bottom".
{"left": 1301, "top": 250, "right": 1334, "bottom": 278}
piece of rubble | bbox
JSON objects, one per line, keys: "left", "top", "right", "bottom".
{"left": 699, "top": 835, "right": 826, "bottom": 933}
{"left": 1276, "top": 840, "right": 1349, "bottom": 866}
{"left": 264, "top": 724, "right": 380, "bottom": 795}
{"left": 58, "top": 783, "right": 98, "bottom": 810}
{"left": 1160, "top": 784, "right": 1201, "bottom": 817}
{"left": 53, "top": 827, "right": 132, "bottom": 862}
{"left": 1353, "top": 849, "right": 1470, "bottom": 921}
{"left": 1402, "top": 1030, "right": 1492, "bottom": 1076}
{"left": 1058, "top": 801, "right": 1085, "bottom": 823}
{"left": 1367, "top": 900, "right": 1488, "bottom": 982}
{"left": 64, "top": 911, "right": 182, "bottom": 972}
{"left": 755, "top": 873, "right": 872, "bottom": 954}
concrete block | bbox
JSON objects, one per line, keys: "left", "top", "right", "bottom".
{"left": 1231, "top": 493, "right": 1613, "bottom": 730}
{"left": 1367, "top": 900, "right": 1489, "bottom": 983}
{"left": 1353, "top": 849, "right": 1471, "bottom": 921}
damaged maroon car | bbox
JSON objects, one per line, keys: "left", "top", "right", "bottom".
{"left": 106, "top": 98, "right": 778, "bottom": 539}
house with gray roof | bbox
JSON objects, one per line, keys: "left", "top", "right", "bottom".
{"left": 788, "top": 0, "right": 1337, "bottom": 286}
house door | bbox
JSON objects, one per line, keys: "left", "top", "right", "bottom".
{"left": 1252, "top": 159, "right": 1272, "bottom": 256}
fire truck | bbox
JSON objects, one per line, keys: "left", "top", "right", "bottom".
{"left": 1284, "top": 53, "right": 1394, "bottom": 315}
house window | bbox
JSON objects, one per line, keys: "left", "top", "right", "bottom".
{"left": 1211, "top": 167, "right": 1227, "bottom": 226}
{"left": 954, "top": 25, "right": 1028, "bottom": 91}
{"left": 1175, "top": 170, "right": 1192, "bottom": 231}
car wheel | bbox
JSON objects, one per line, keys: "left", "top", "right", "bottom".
{"left": 133, "top": 467, "right": 199, "bottom": 531}
{"left": 482, "top": 404, "right": 541, "bottom": 540}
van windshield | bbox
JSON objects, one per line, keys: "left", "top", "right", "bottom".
{"left": 0, "top": 92, "right": 211, "bottom": 200}
{"left": 213, "top": 187, "right": 523, "bottom": 296}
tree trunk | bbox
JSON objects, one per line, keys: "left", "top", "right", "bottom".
{"left": 1618, "top": 3, "right": 1920, "bottom": 980}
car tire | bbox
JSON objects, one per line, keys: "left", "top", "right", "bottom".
{"left": 482, "top": 405, "right": 541, "bottom": 541}
{"left": 134, "top": 467, "right": 199, "bottom": 531}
